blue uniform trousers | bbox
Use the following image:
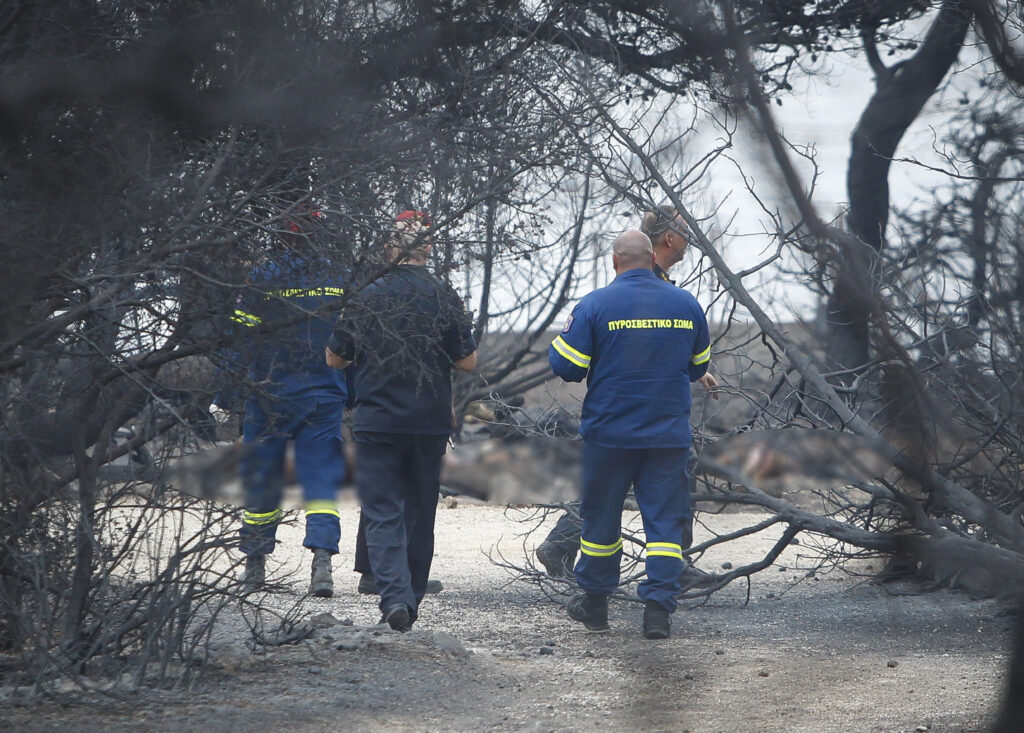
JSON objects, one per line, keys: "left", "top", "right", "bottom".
{"left": 543, "top": 453, "right": 697, "bottom": 554}
{"left": 239, "top": 396, "right": 345, "bottom": 556}
{"left": 354, "top": 431, "right": 447, "bottom": 621}
{"left": 575, "top": 442, "right": 690, "bottom": 612}
{"left": 546, "top": 502, "right": 694, "bottom": 555}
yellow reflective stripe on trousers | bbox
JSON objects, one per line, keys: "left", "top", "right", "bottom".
{"left": 231, "top": 309, "right": 262, "bottom": 327}
{"left": 691, "top": 345, "right": 711, "bottom": 365}
{"left": 551, "top": 336, "right": 591, "bottom": 368}
{"left": 243, "top": 508, "right": 282, "bottom": 525}
{"left": 304, "top": 500, "right": 340, "bottom": 518}
{"left": 266, "top": 287, "right": 345, "bottom": 299}
{"left": 580, "top": 537, "right": 623, "bottom": 557}
{"left": 646, "top": 541, "right": 683, "bottom": 560}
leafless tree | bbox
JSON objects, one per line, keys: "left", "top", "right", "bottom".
{"left": 483, "top": 2, "right": 1024, "bottom": 619}
{"left": 0, "top": 0, "right": 606, "bottom": 693}
{"left": 4, "top": 0, "right": 1024, "bottom": 704}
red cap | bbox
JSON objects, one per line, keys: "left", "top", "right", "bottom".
{"left": 395, "top": 210, "right": 432, "bottom": 228}
{"left": 287, "top": 208, "right": 323, "bottom": 233}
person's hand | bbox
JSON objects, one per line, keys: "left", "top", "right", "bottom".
{"left": 698, "top": 372, "right": 720, "bottom": 400}
{"left": 209, "top": 403, "right": 230, "bottom": 425}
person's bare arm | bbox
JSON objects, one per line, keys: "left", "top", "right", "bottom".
{"left": 698, "top": 372, "right": 720, "bottom": 400}
{"left": 325, "top": 346, "right": 351, "bottom": 369}
{"left": 455, "top": 350, "right": 477, "bottom": 372}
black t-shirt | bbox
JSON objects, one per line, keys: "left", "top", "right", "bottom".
{"left": 327, "top": 265, "right": 476, "bottom": 435}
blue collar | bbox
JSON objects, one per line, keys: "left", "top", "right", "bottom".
{"left": 613, "top": 268, "right": 658, "bottom": 283}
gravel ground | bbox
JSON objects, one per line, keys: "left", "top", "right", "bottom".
{"left": 1, "top": 497, "right": 1013, "bottom": 733}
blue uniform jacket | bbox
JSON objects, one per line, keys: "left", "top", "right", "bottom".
{"left": 548, "top": 268, "right": 710, "bottom": 449}
{"left": 229, "top": 253, "right": 348, "bottom": 403}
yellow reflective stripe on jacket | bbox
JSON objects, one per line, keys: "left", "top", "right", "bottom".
{"left": 231, "top": 287, "right": 342, "bottom": 325}
{"left": 646, "top": 541, "right": 683, "bottom": 560}
{"left": 231, "top": 309, "right": 263, "bottom": 327}
{"left": 691, "top": 345, "right": 711, "bottom": 365}
{"left": 266, "top": 286, "right": 345, "bottom": 299}
{"left": 243, "top": 508, "right": 282, "bottom": 525}
{"left": 304, "top": 500, "right": 340, "bottom": 518}
{"left": 552, "top": 336, "right": 591, "bottom": 369}
{"left": 580, "top": 537, "right": 623, "bottom": 557}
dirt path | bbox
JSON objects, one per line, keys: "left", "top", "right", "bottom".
{"left": 1, "top": 501, "right": 1012, "bottom": 732}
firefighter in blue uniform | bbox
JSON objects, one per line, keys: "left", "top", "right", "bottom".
{"left": 326, "top": 211, "right": 477, "bottom": 632}
{"left": 536, "top": 206, "right": 718, "bottom": 584}
{"left": 218, "top": 214, "right": 348, "bottom": 598}
{"left": 549, "top": 229, "right": 711, "bottom": 639}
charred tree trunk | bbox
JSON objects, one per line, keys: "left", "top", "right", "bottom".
{"left": 967, "top": 149, "right": 1009, "bottom": 327}
{"left": 827, "top": 0, "right": 971, "bottom": 372}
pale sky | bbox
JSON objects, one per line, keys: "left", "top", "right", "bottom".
{"left": 682, "top": 35, "right": 981, "bottom": 323}
{"left": 473, "top": 14, "right": 987, "bottom": 331}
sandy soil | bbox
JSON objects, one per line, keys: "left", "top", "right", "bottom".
{"left": 1, "top": 498, "right": 1013, "bottom": 733}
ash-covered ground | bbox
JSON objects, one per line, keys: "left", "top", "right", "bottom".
{"left": 2, "top": 499, "right": 1012, "bottom": 733}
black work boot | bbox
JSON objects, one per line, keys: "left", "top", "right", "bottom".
{"left": 309, "top": 549, "right": 334, "bottom": 598}
{"left": 566, "top": 593, "right": 609, "bottom": 631}
{"left": 241, "top": 555, "right": 265, "bottom": 588}
{"left": 536, "top": 542, "right": 576, "bottom": 579}
{"left": 642, "top": 600, "right": 671, "bottom": 640}
{"left": 678, "top": 562, "right": 716, "bottom": 590}
{"left": 358, "top": 572, "right": 443, "bottom": 595}
{"left": 381, "top": 604, "right": 412, "bottom": 632}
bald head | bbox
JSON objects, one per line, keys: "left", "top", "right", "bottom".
{"left": 612, "top": 229, "right": 654, "bottom": 273}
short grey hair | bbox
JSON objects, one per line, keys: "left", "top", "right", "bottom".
{"left": 640, "top": 205, "right": 677, "bottom": 241}
{"left": 641, "top": 205, "right": 693, "bottom": 245}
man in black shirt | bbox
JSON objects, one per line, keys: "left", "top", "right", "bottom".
{"left": 326, "top": 211, "right": 477, "bottom": 631}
